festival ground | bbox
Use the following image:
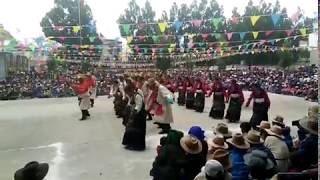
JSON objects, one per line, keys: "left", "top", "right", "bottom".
{"left": 0, "top": 92, "right": 316, "bottom": 180}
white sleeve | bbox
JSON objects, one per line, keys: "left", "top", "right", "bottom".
{"left": 134, "top": 94, "right": 143, "bottom": 112}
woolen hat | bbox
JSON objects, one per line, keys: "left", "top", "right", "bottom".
{"left": 246, "top": 130, "right": 263, "bottom": 144}
{"left": 265, "top": 125, "right": 284, "bottom": 139}
{"left": 14, "top": 161, "right": 49, "bottom": 180}
{"left": 180, "top": 135, "right": 203, "bottom": 154}
{"left": 226, "top": 133, "right": 250, "bottom": 149}
{"left": 188, "top": 126, "right": 205, "bottom": 141}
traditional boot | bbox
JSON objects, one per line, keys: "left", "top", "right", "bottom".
{"left": 90, "top": 99, "right": 94, "bottom": 107}
{"left": 79, "top": 110, "right": 87, "bottom": 121}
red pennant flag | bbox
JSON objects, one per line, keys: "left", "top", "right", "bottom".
{"left": 192, "top": 20, "right": 202, "bottom": 27}
{"left": 265, "top": 31, "right": 273, "bottom": 36}
{"left": 202, "top": 34, "right": 209, "bottom": 40}
{"left": 231, "top": 16, "right": 240, "bottom": 24}
{"left": 286, "top": 30, "right": 294, "bottom": 36}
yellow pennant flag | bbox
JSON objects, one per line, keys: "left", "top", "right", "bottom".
{"left": 170, "top": 44, "right": 176, "bottom": 48}
{"left": 72, "top": 26, "right": 81, "bottom": 33}
{"left": 220, "top": 50, "right": 224, "bottom": 56}
{"left": 188, "top": 33, "right": 196, "bottom": 39}
{"left": 127, "top": 36, "right": 133, "bottom": 43}
{"left": 168, "top": 47, "right": 173, "bottom": 53}
{"left": 299, "top": 28, "right": 307, "bottom": 36}
{"left": 250, "top": 16, "right": 261, "bottom": 26}
{"left": 158, "top": 22, "right": 167, "bottom": 33}
{"left": 252, "top": 32, "right": 259, "bottom": 39}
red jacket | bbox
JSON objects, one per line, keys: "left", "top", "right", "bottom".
{"left": 71, "top": 82, "right": 89, "bottom": 95}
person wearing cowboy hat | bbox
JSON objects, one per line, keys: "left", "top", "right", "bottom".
{"left": 208, "top": 135, "right": 228, "bottom": 156}
{"left": 188, "top": 126, "right": 208, "bottom": 165}
{"left": 194, "top": 160, "right": 232, "bottom": 180}
{"left": 245, "top": 83, "right": 270, "bottom": 129}
{"left": 245, "top": 130, "right": 277, "bottom": 166}
{"left": 272, "top": 115, "right": 293, "bottom": 152}
{"left": 210, "top": 149, "right": 232, "bottom": 172}
{"left": 179, "top": 135, "right": 205, "bottom": 180}
{"left": 226, "top": 133, "right": 250, "bottom": 180}
{"left": 14, "top": 161, "right": 49, "bottom": 180}
{"left": 213, "top": 123, "right": 232, "bottom": 140}
{"left": 290, "top": 113, "right": 318, "bottom": 171}
{"left": 264, "top": 126, "right": 289, "bottom": 172}
{"left": 244, "top": 150, "right": 277, "bottom": 179}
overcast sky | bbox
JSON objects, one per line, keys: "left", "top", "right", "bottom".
{"left": 0, "top": 0, "right": 317, "bottom": 41}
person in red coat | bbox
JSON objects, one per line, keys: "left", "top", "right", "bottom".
{"left": 209, "top": 77, "right": 226, "bottom": 119}
{"left": 85, "top": 72, "right": 97, "bottom": 107}
{"left": 68, "top": 75, "right": 91, "bottom": 120}
{"left": 246, "top": 83, "right": 270, "bottom": 129}
{"left": 225, "top": 79, "right": 244, "bottom": 123}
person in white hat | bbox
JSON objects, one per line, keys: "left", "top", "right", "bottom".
{"left": 194, "top": 160, "right": 231, "bottom": 180}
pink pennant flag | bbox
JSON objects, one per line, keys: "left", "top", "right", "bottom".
{"left": 202, "top": 34, "right": 209, "bottom": 39}
{"left": 192, "top": 20, "right": 202, "bottom": 27}
{"left": 188, "top": 42, "right": 194, "bottom": 48}
{"left": 290, "top": 11, "right": 300, "bottom": 22}
{"left": 260, "top": 40, "right": 266, "bottom": 44}
{"left": 59, "top": 37, "right": 66, "bottom": 42}
{"left": 231, "top": 16, "right": 240, "bottom": 24}
{"left": 286, "top": 30, "right": 294, "bottom": 36}
{"left": 152, "top": 48, "right": 156, "bottom": 53}
{"left": 265, "top": 31, "right": 273, "bottom": 36}
{"left": 227, "top": 33, "right": 233, "bottom": 40}
{"left": 138, "top": 36, "right": 145, "bottom": 41}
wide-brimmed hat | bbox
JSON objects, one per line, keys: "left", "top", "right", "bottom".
{"left": 246, "top": 130, "right": 263, "bottom": 144}
{"left": 265, "top": 125, "right": 284, "bottom": 139}
{"left": 257, "top": 121, "right": 271, "bottom": 130}
{"left": 14, "top": 161, "right": 49, "bottom": 180}
{"left": 203, "top": 160, "right": 224, "bottom": 178}
{"left": 209, "top": 135, "right": 228, "bottom": 149}
{"left": 244, "top": 150, "right": 275, "bottom": 170}
{"left": 272, "top": 115, "right": 284, "bottom": 126}
{"left": 180, "top": 135, "right": 203, "bottom": 154}
{"left": 188, "top": 126, "right": 205, "bottom": 141}
{"left": 213, "top": 123, "right": 232, "bottom": 138}
{"left": 299, "top": 116, "right": 318, "bottom": 135}
{"left": 226, "top": 133, "right": 250, "bottom": 149}
{"left": 211, "top": 149, "right": 231, "bottom": 170}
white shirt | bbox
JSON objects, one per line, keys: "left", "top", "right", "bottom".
{"left": 134, "top": 89, "right": 144, "bottom": 112}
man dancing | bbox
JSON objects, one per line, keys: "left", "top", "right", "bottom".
{"left": 85, "top": 72, "right": 97, "bottom": 107}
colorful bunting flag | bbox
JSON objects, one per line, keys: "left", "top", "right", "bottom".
{"left": 202, "top": 34, "right": 209, "bottom": 40}
{"left": 72, "top": 26, "right": 81, "bottom": 33}
{"left": 265, "top": 31, "right": 273, "bottom": 36}
{"left": 192, "top": 20, "right": 202, "bottom": 27}
{"left": 271, "top": 15, "right": 281, "bottom": 26}
{"left": 122, "top": 24, "right": 131, "bottom": 35}
{"left": 239, "top": 32, "right": 246, "bottom": 40}
{"left": 158, "top": 22, "right": 167, "bottom": 33}
{"left": 227, "top": 33, "right": 233, "bottom": 41}
{"left": 286, "top": 30, "right": 293, "bottom": 36}
{"left": 174, "top": 21, "right": 183, "bottom": 32}
{"left": 231, "top": 16, "right": 240, "bottom": 24}
{"left": 299, "top": 28, "right": 307, "bottom": 36}
{"left": 152, "top": 35, "right": 160, "bottom": 42}
{"left": 250, "top": 16, "right": 261, "bottom": 26}
{"left": 89, "top": 36, "right": 96, "bottom": 43}
{"left": 188, "top": 34, "right": 196, "bottom": 40}
{"left": 127, "top": 36, "right": 133, "bottom": 43}
{"left": 212, "top": 18, "right": 222, "bottom": 28}
{"left": 168, "top": 47, "right": 173, "bottom": 53}
{"left": 252, "top": 32, "right": 259, "bottom": 39}
{"left": 170, "top": 44, "right": 176, "bottom": 48}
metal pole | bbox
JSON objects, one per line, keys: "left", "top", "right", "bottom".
{"left": 78, "top": 0, "right": 82, "bottom": 46}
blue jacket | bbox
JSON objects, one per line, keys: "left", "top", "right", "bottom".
{"left": 230, "top": 148, "right": 249, "bottom": 180}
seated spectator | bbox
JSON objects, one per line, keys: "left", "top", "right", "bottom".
{"left": 194, "top": 160, "right": 232, "bottom": 180}
{"left": 188, "top": 126, "right": 208, "bottom": 164}
{"left": 226, "top": 133, "right": 250, "bottom": 180}
{"left": 244, "top": 150, "right": 276, "bottom": 179}
{"left": 264, "top": 126, "right": 289, "bottom": 172}
{"left": 14, "top": 161, "right": 49, "bottom": 180}
{"left": 179, "top": 135, "right": 205, "bottom": 180}
{"left": 290, "top": 114, "right": 318, "bottom": 171}
{"left": 208, "top": 135, "right": 228, "bottom": 155}
{"left": 211, "top": 149, "right": 231, "bottom": 172}
{"left": 240, "top": 122, "right": 251, "bottom": 137}
{"left": 213, "top": 123, "right": 232, "bottom": 140}
{"left": 272, "top": 116, "right": 293, "bottom": 152}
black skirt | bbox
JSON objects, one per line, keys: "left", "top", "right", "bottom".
{"left": 225, "top": 97, "right": 242, "bottom": 122}
{"left": 194, "top": 92, "right": 205, "bottom": 112}
{"left": 250, "top": 102, "right": 269, "bottom": 129}
{"left": 186, "top": 92, "right": 195, "bottom": 109}
{"left": 177, "top": 90, "right": 186, "bottom": 106}
{"left": 209, "top": 94, "right": 225, "bottom": 119}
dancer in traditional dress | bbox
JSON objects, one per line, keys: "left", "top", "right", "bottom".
{"left": 209, "top": 77, "right": 226, "bottom": 119}
{"left": 185, "top": 78, "right": 195, "bottom": 109}
{"left": 85, "top": 72, "right": 97, "bottom": 107}
{"left": 177, "top": 77, "right": 186, "bottom": 106}
{"left": 225, "top": 80, "right": 244, "bottom": 123}
{"left": 147, "top": 78, "right": 174, "bottom": 134}
{"left": 193, "top": 78, "right": 206, "bottom": 112}
{"left": 246, "top": 84, "right": 270, "bottom": 129}
{"left": 68, "top": 75, "right": 91, "bottom": 121}
{"left": 122, "top": 83, "right": 147, "bottom": 151}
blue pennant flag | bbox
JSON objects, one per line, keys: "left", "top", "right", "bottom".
{"left": 174, "top": 21, "right": 183, "bottom": 32}
{"left": 239, "top": 32, "right": 246, "bottom": 40}
{"left": 271, "top": 15, "right": 281, "bottom": 26}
